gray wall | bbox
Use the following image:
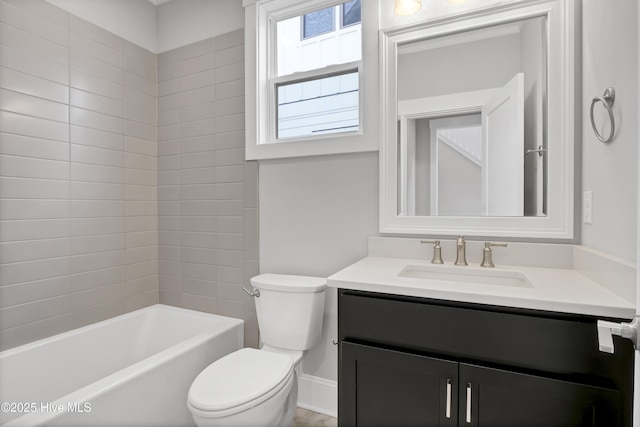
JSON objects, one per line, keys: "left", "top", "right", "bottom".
{"left": 521, "top": 17, "right": 545, "bottom": 216}
{"left": 581, "top": 0, "right": 638, "bottom": 262}
{"left": 0, "top": 0, "right": 158, "bottom": 350}
{"left": 398, "top": 33, "right": 521, "bottom": 100}
{"left": 437, "top": 142, "right": 482, "bottom": 216}
{"left": 259, "top": 152, "right": 379, "bottom": 380}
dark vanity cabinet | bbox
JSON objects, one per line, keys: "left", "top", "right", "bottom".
{"left": 338, "top": 289, "right": 634, "bottom": 427}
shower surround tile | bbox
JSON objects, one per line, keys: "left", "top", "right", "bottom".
{"left": 157, "top": 29, "right": 258, "bottom": 348}
{"left": 0, "top": 1, "right": 255, "bottom": 352}
{"left": 0, "top": 0, "right": 157, "bottom": 351}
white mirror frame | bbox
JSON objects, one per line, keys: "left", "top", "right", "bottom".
{"left": 379, "top": 0, "right": 575, "bottom": 239}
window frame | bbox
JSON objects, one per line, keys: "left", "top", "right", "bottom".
{"left": 244, "top": 0, "right": 379, "bottom": 160}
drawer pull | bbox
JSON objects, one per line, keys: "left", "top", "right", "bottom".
{"left": 466, "top": 383, "right": 472, "bottom": 423}
{"left": 445, "top": 379, "right": 452, "bottom": 418}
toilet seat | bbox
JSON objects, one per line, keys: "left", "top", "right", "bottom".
{"left": 188, "top": 348, "right": 294, "bottom": 418}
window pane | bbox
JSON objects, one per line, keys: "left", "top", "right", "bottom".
{"left": 303, "top": 7, "right": 334, "bottom": 39}
{"left": 277, "top": 71, "right": 359, "bottom": 139}
{"left": 342, "top": 0, "right": 361, "bottom": 27}
{"left": 277, "top": 2, "right": 362, "bottom": 77}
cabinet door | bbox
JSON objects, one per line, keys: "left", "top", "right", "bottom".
{"left": 459, "top": 363, "right": 621, "bottom": 427}
{"left": 340, "top": 342, "right": 458, "bottom": 427}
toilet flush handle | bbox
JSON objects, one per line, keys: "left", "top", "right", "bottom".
{"left": 242, "top": 287, "right": 261, "bottom": 297}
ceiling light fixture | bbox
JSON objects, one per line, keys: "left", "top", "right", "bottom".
{"left": 394, "top": 0, "right": 422, "bottom": 16}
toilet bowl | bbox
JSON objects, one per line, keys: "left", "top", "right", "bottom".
{"left": 187, "top": 274, "right": 326, "bottom": 427}
{"left": 187, "top": 348, "right": 298, "bottom": 427}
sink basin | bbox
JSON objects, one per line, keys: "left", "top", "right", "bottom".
{"left": 398, "top": 264, "right": 532, "bottom": 288}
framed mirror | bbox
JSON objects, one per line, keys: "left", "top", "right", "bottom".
{"left": 380, "top": 0, "right": 575, "bottom": 239}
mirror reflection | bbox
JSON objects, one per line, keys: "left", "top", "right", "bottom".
{"left": 397, "top": 16, "right": 547, "bottom": 217}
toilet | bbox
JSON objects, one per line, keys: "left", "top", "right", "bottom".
{"left": 187, "top": 274, "right": 327, "bottom": 427}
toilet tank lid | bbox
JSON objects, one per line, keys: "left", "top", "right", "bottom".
{"left": 250, "top": 274, "right": 327, "bottom": 293}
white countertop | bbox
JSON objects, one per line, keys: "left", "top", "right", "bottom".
{"left": 328, "top": 256, "right": 636, "bottom": 319}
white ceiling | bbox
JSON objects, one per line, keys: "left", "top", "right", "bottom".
{"left": 147, "top": 0, "right": 172, "bottom": 6}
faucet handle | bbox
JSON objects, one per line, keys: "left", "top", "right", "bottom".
{"left": 480, "top": 242, "right": 508, "bottom": 268}
{"left": 420, "top": 240, "right": 444, "bottom": 264}
{"left": 455, "top": 236, "right": 467, "bottom": 266}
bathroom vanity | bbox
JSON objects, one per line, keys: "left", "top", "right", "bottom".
{"left": 330, "top": 246, "right": 636, "bottom": 427}
{"left": 337, "top": 289, "right": 633, "bottom": 426}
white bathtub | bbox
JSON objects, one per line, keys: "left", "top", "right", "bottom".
{"left": 0, "top": 304, "right": 244, "bottom": 426}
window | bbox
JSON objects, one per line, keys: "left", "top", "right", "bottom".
{"left": 276, "top": 3, "right": 361, "bottom": 77}
{"left": 342, "top": 0, "right": 361, "bottom": 27}
{"left": 302, "top": 6, "right": 334, "bottom": 38}
{"left": 275, "top": 2, "right": 361, "bottom": 140}
{"left": 276, "top": 70, "right": 359, "bottom": 138}
{"left": 245, "top": 0, "right": 378, "bottom": 160}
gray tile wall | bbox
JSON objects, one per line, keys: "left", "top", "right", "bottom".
{"left": 157, "top": 31, "right": 259, "bottom": 348}
{"left": 0, "top": 0, "right": 256, "bottom": 351}
{"left": 0, "top": 0, "right": 158, "bottom": 350}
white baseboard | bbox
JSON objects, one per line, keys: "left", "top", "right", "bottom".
{"left": 297, "top": 373, "right": 337, "bottom": 417}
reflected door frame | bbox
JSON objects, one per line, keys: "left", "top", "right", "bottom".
{"left": 397, "top": 89, "right": 495, "bottom": 217}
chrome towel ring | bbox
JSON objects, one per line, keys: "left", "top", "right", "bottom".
{"left": 590, "top": 87, "right": 615, "bottom": 143}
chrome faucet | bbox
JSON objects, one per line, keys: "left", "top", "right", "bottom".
{"left": 455, "top": 236, "right": 467, "bottom": 266}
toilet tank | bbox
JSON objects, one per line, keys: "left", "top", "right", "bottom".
{"left": 250, "top": 274, "right": 327, "bottom": 351}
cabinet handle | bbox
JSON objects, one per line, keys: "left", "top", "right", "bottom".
{"left": 445, "top": 379, "right": 452, "bottom": 418}
{"left": 466, "top": 383, "right": 472, "bottom": 424}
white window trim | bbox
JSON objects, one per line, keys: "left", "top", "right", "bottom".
{"left": 244, "top": 0, "right": 379, "bottom": 160}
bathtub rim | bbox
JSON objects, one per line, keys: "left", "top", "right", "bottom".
{"left": 0, "top": 304, "right": 243, "bottom": 358}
